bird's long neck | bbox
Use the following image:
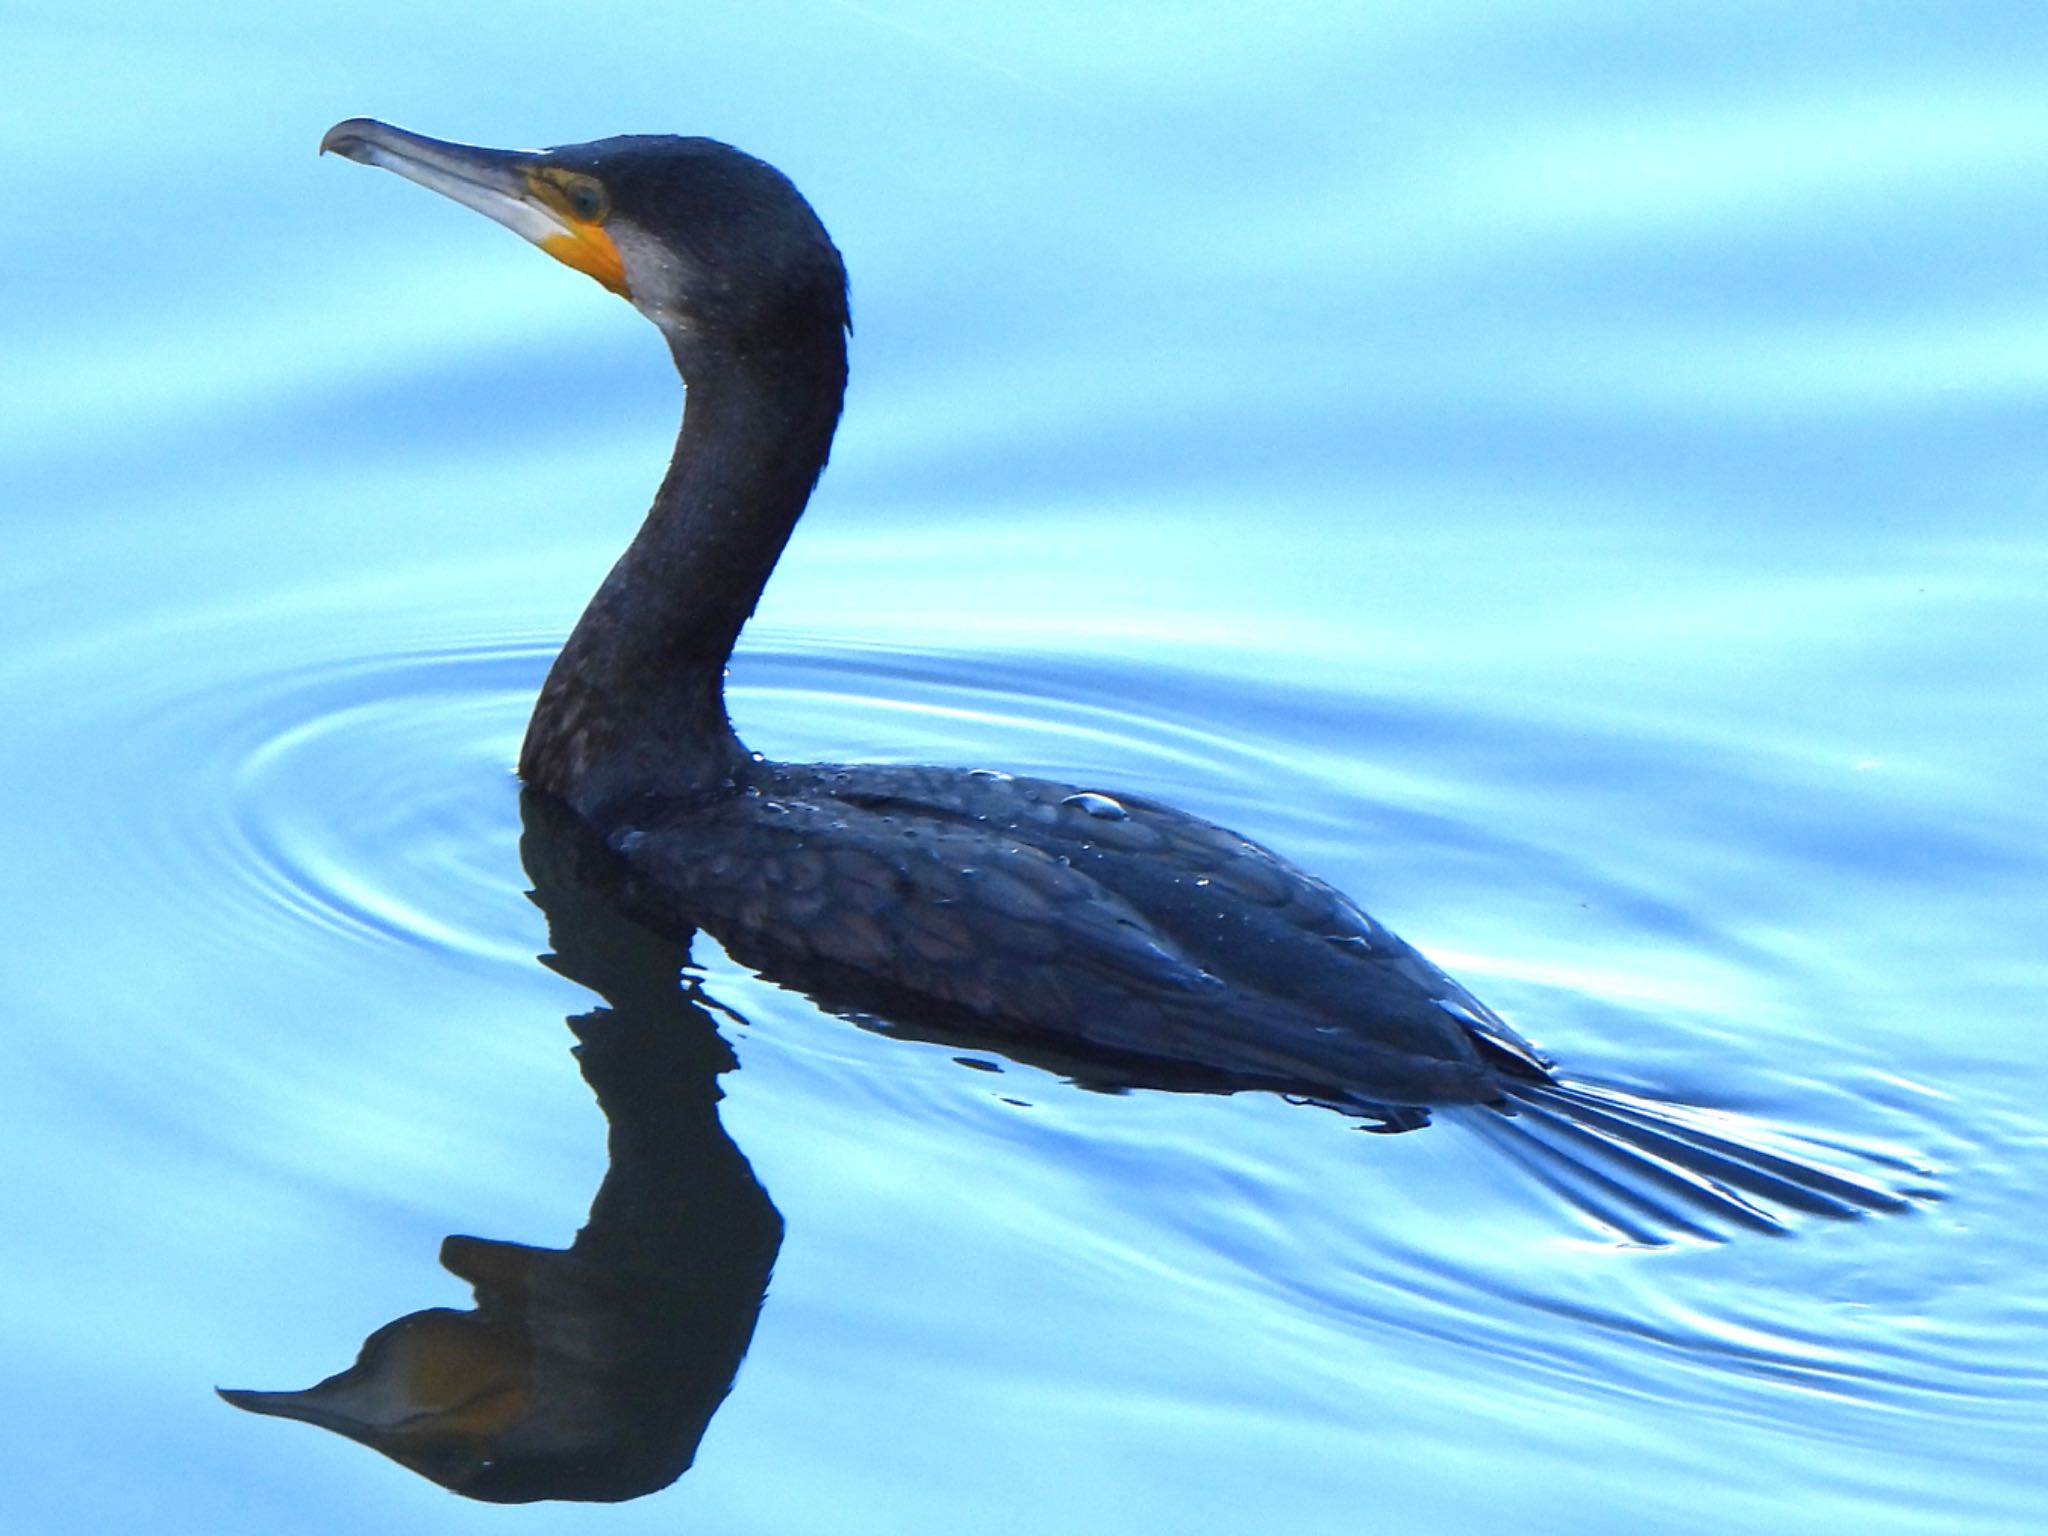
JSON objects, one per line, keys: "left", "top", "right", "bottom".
{"left": 520, "top": 331, "right": 846, "bottom": 822}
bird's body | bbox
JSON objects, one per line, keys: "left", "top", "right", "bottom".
{"left": 608, "top": 757, "right": 1539, "bottom": 1118}
{"left": 317, "top": 119, "right": 1907, "bottom": 1224}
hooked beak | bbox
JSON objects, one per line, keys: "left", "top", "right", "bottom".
{"left": 320, "top": 118, "right": 628, "bottom": 296}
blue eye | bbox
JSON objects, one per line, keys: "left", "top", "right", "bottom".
{"left": 566, "top": 179, "right": 606, "bottom": 221}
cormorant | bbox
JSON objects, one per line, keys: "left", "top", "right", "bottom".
{"left": 319, "top": 120, "right": 1905, "bottom": 1228}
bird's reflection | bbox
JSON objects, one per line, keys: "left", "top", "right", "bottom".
{"left": 221, "top": 792, "right": 784, "bottom": 1503}
{"left": 225, "top": 776, "right": 1915, "bottom": 1501}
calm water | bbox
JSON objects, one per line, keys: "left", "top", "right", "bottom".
{"left": 7, "top": 4, "right": 2046, "bottom": 1530}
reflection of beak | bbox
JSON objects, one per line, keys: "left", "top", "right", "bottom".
{"left": 320, "top": 117, "right": 628, "bottom": 296}
{"left": 217, "top": 1307, "right": 532, "bottom": 1445}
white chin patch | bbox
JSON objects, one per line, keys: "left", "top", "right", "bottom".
{"left": 610, "top": 220, "right": 697, "bottom": 329}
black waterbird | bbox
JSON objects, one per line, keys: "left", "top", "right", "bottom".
{"left": 314, "top": 119, "right": 1909, "bottom": 1235}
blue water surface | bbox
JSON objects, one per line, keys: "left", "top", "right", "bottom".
{"left": 5, "top": 3, "right": 2045, "bottom": 1531}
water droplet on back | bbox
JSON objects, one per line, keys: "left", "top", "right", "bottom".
{"left": 1061, "top": 791, "right": 1129, "bottom": 820}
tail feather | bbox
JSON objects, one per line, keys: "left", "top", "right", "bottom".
{"left": 1473, "top": 1106, "right": 1766, "bottom": 1244}
{"left": 1471, "top": 1076, "right": 1916, "bottom": 1242}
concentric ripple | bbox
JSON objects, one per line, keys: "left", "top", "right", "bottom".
{"left": 221, "top": 643, "right": 544, "bottom": 964}
{"left": 54, "top": 624, "right": 549, "bottom": 970}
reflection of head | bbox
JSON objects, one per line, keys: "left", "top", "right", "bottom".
{"left": 224, "top": 1227, "right": 763, "bottom": 1502}
{"left": 222, "top": 795, "right": 782, "bottom": 1503}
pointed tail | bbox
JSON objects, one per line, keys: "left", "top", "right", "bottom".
{"left": 1469, "top": 1075, "right": 1925, "bottom": 1243}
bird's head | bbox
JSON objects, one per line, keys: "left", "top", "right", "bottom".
{"left": 320, "top": 119, "right": 848, "bottom": 359}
